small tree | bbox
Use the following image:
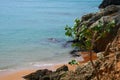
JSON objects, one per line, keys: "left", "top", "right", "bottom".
{"left": 65, "top": 19, "right": 115, "bottom": 80}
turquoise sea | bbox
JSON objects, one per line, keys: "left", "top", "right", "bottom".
{"left": 0, "top": 0, "right": 102, "bottom": 70}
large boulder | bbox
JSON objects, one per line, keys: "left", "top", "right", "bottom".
{"left": 99, "top": 0, "right": 120, "bottom": 8}
{"left": 23, "top": 65, "right": 68, "bottom": 80}
{"left": 56, "top": 65, "right": 68, "bottom": 72}
{"left": 23, "top": 69, "right": 52, "bottom": 80}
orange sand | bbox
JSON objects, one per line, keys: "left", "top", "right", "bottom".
{"left": 79, "top": 51, "right": 97, "bottom": 63}
{"left": 0, "top": 64, "right": 77, "bottom": 80}
{"left": 0, "top": 69, "right": 36, "bottom": 80}
{"left": 0, "top": 63, "right": 80, "bottom": 80}
{"left": 0, "top": 52, "right": 98, "bottom": 80}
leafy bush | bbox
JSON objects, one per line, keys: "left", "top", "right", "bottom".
{"left": 65, "top": 19, "right": 115, "bottom": 50}
{"left": 68, "top": 59, "right": 79, "bottom": 65}
{"left": 65, "top": 18, "right": 115, "bottom": 80}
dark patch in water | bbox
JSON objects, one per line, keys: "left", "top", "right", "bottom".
{"left": 40, "top": 38, "right": 72, "bottom": 49}
{"left": 47, "top": 38, "right": 62, "bottom": 43}
{"left": 61, "top": 42, "right": 72, "bottom": 48}
{"left": 69, "top": 50, "right": 81, "bottom": 57}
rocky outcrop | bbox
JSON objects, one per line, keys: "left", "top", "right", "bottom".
{"left": 23, "top": 69, "right": 52, "bottom": 80}
{"left": 56, "top": 65, "right": 68, "bottom": 72}
{"left": 76, "top": 5, "right": 120, "bottom": 52}
{"left": 63, "top": 4, "right": 120, "bottom": 79}
{"left": 61, "top": 52, "right": 120, "bottom": 80}
{"left": 23, "top": 65, "right": 68, "bottom": 80}
{"left": 99, "top": 0, "right": 120, "bottom": 8}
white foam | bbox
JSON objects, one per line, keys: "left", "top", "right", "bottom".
{"left": 0, "top": 69, "right": 7, "bottom": 72}
{"left": 33, "top": 64, "right": 54, "bottom": 67}
{"left": 29, "top": 62, "right": 54, "bottom": 67}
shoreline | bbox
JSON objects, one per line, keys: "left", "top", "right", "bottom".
{"left": 0, "top": 63, "right": 79, "bottom": 80}
{"left": 0, "top": 68, "right": 36, "bottom": 80}
{"left": 0, "top": 52, "right": 97, "bottom": 80}
{"left": 0, "top": 64, "right": 62, "bottom": 80}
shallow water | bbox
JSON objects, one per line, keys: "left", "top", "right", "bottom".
{"left": 0, "top": 0, "right": 101, "bottom": 70}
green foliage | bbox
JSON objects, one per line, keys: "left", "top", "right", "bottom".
{"left": 68, "top": 59, "right": 79, "bottom": 65}
{"left": 65, "top": 19, "right": 115, "bottom": 80}
{"left": 65, "top": 25, "right": 73, "bottom": 37}
{"left": 91, "top": 20, "right": 115, "bottom": 39}
{"left": 65, "top": 19, "right": 115, "bottom": 50}
{"left": 65, "top": 19, "right": 81, "bottom": 39}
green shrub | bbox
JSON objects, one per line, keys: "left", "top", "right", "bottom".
{"left": 68, "top": 59, "right": 79, "bottom": 65}
{"left": 65, "top": 19, "right": 115, "bottom": 50}
{"left": 65, "top": 18, "right": 115, "bottom": 80}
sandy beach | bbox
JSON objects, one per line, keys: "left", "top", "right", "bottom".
{"left": 0, "top": 52, "right": 97, "bottom": 80}
{"left": 0, "top": 64, "right": 78, "bottom": 80}
{"left": 0, "top": 69, "right": 36, "bottom": 80}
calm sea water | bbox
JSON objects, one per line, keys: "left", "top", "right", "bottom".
{"left": 0, "top": 0, "right": 101, "bottom": 70}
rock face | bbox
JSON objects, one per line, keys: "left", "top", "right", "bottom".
{"left": 23, "top": 69, "right": 52, "bottom": 80}
{"left": 76, "top": 5, "right": 120, "bottom": 52}
{"left": 99, "top": 0, "right": 120, "bottom": 8}
{"left": 95, "top": 5, "right": 120, "bottom": 52}
{"left": 61, "top": 52, "right": 120, "bottom": 80}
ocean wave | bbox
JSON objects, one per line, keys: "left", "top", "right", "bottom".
{"left": 0, "top": 69, "right": 7, "bottom": 72}
{"left": 29, "top": 62, "right": 54, "bottom": 67}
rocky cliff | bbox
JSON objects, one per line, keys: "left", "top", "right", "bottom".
{"left": 75, "top": 5, "right": 120, "bottom": 52}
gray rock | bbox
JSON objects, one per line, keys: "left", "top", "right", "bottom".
{"left": 42, "top": 71, "right": 66, "bottom": 80}
{"left": 56, "top": 65, "right": 68, "bottom": 72}
{"left": 97, "top": 52, "right": 104, "bottom": 60}
{"left": 74, "top": 5, "right": 120, "bottom": 52}
{"left": 23, "top": 69, "right": 52, "bottom": 80}
{"left": 23, "top": 66, "right": 68, "bottom": 80}
{"left": 81, "top": 13, "right": 95, "bottom": 21}
{"left": 99, "top": 0, "right": 120, "bottom": 8}
{"left": 103, "top": 5, "right": 119, "bottom": 15}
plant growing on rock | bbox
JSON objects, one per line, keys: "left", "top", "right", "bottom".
{"left": 65, "top": 18, "right": 115, "bottom": 80}
{"left": 68, "top": 59, "right": 79, "bottom": 65}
